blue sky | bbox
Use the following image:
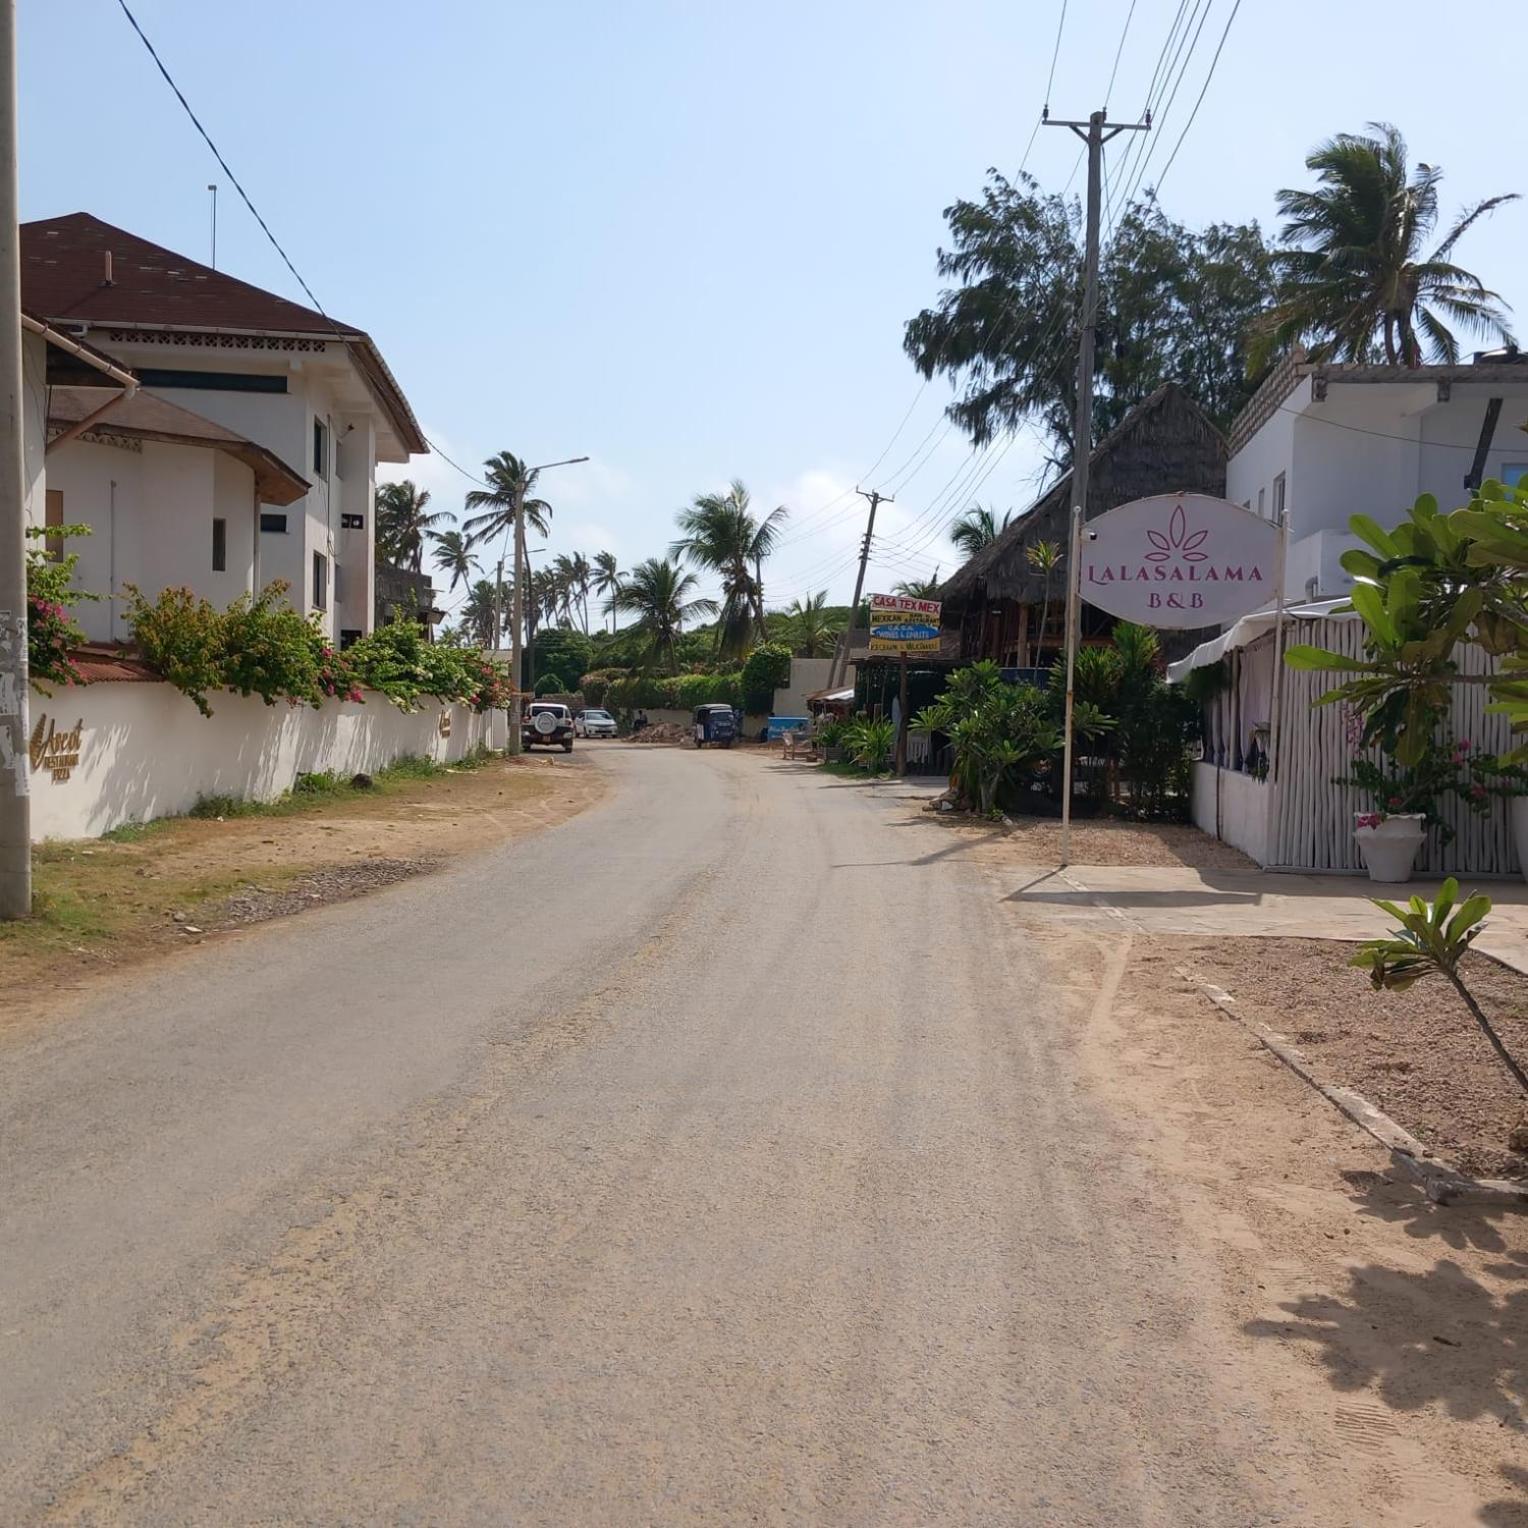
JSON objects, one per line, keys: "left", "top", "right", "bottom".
{"left": 21, "top": 0, "right": 1528, "bottom": 620}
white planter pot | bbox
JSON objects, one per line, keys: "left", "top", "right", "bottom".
{"left": 1511, "top": 798, "right": 1528, "bottom": 884}
{"left": 1353, "top": 813, "right": 1425, "bottom": 883}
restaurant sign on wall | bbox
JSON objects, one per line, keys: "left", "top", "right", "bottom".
{"left": 1078, "top": 494, "right": 1282, "bottom": 629}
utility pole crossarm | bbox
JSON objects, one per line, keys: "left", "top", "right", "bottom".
{"left": 830, "top": 487, "right": 892, "bottom": 691}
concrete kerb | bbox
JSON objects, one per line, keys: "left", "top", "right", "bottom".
{"left": 1180, "top": 969, "right": 1528, "bottom": 1210}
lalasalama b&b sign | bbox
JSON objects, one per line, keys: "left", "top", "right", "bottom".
{"left": 868, "top": 593, "right": 942, "bottom": 654}
{"left": 1078, "top": 493, "right": 1281, "bottom": 629}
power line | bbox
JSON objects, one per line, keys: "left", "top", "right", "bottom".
{"left": 1150, "top": 0, "right": 1245, "bottom": 196}
{"left": 1103, "top": 0, "right": 1140, "bottom": 112}
{"left": 1041, "top": 0, "right": 1070, "bottom": 112}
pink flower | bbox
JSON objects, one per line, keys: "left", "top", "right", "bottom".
{"left": 1387, "top": 795, "right": 1403, "bottom": 809}
{"left": 1356, "top": 812, "right": 1382, "bottom": 829}
{"left": 1458, "top": 739, "right": 1471, "bottom": 751}
{"left": 1471, "top": 784, "right": 1489, "bottom": 801}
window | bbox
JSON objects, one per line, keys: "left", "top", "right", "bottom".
{"left": 1272, "top": 472, "right": 1286, "bottom": 522}
{"left": 259, "top": 512, "right": 288, "bottom": 534}
{"left": 44, "top": 488, "right": 63, "bottom": 561}
{"left": 341, "top": 512, "right": 365, "bottom": 531}
{"left": 313, "top": 551, "right": 328, "bottom": 611}
{"left": 1257, "top": 487, "right": 1266, "bottom": 518}
{"left": 212, "top": 517, "right": 227, "bottom": 572}
{"left": 340, "top": 628, "right": 363, "bottom": 649}
{"left": 130, "top": 369, "right": 287, "bottom": 394}
{"left": 1505, "top": 464, "right": 1528, "bottom": 488}
{"left": 313, "top": 416, "right": 328, "bottom": 478}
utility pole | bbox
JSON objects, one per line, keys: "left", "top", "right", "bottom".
{"left": 1047, "top": 107, "right": 1148, "bottom": 866}
{"left": 0, "top": 0, "right": 28, "bottom": 919}
{"left": 830, "top": 487, "right": 890, "bottom": 691}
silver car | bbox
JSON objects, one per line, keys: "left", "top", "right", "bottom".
{"left": 575, "top": 707, "right": 617, "bottom": 738}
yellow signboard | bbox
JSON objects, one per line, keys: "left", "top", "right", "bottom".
{"left": 867, "top": 593, "right": 942, "bottom": 654}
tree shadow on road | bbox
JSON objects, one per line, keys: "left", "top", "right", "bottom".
{"left": 1479, "top": 1464, "right": 1528, "bottom": 1525}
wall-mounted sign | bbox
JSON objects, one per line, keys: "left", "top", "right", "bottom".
{"left": 868, "top": 592, "right": 943, "bottom": 654}
{"left": 437, "top": 710, "right": 452, "bottom": 739}
{"left": 1077, "top": 494, "right": 1282, "bottom": 629}
{"left": 28, "top": 714, "right": 84, "bottom": 782}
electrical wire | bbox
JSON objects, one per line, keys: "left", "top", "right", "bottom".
{"left": 1103, "top": 0, "right": 1139, "bottom": 112}
{"left": 1149, "top": 0, "right": 1245, "bottom": 198}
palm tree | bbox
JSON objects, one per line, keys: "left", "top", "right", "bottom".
{"left": 1025, "top": 540, "right": 1063, "bottom": 666}
{"left": 608, "top": 558, "right": 718, "bottom": 673}
{"left": 671, "top": 480, "right": 789, "bottom": 655}
{"left": 892, "top": 569, "right": 942, "bottom": 599}
{"left": 784, "top": 590, "right": 845, "bottom": 658}
{"left": 592, "top": 551, "right": 622, "bottom": 633}
{"left": 428, "top": 528, "right": 480, "bottom": 594}
{"left": 375, "top": 481, "right": 445, "bottom": 572}
{"left": 949, "top": 505, "right": 1013, "bottom": 561}
{"left": 553, "top": 551, "right": 593, "bottom": 633}
{"left": 1261, "top": 123, "right": 1517, "bottom": 366}
{"left": 460, "top": 577, "right": 508, "bottom": 647}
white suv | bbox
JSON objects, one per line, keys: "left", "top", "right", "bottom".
{"left": 523, "top": 702, "right": 575, "bottom": 752}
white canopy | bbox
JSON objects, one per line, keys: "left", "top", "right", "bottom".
{"left": 1165, "top": 598, "right": 1355, "bottom": 683}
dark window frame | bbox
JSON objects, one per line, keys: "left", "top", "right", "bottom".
{"left": 212, "top": 516, "right": 227, "bottom": 572}
{"left": 313, "top": 417, "right": 328, "bottom": 478}
{"left": 313, "top": 550, "right": 328, "bottom": 611}
{"left": 259, "top": 512, "right": 288, "bottom": 534}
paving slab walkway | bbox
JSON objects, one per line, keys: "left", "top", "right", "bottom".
{"left": 1001, "top": 863, "right": 1528, "bottom": 975}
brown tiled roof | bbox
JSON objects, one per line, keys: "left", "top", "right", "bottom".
{"left": 49, "top": 386, "right": 308, "bottom": 505}
{"left": 66, "top": 644, "right": 159, "bottom": 684}
{"left": 21, "top": 213, "right": 425, "bottom": 454}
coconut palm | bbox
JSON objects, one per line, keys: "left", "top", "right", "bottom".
{"left": 460, "top": 577, "right": 508, "bottom": 647}
{"left": 892, "top": 569, "right": 942, "bottom": 600}
{"left": 375, "top": 481, "right": 445, "bottom": 572}
{"left": 1026, "top": 540, "right": 1063, "bottom": 666}
{"left": 608, "top": 558, "right": 718, "bottom": 673}
{"left": 949, "top": 505, "right": 1013, "bottom": 561}
{"left": 592, "top": 551, "right": 622, "bottom": 633}
{"left": 553, "top": 551, "right": 593, "bottom": 633}
{"left": 784, "top": 590, "right": 846, "bottom": 658}
{"left": 461, "top": 452, "right": 554, "bottom": 556}
{"left": 671, "top": 480, "right": 789, "bottom": 655}
{"left": 428, "top": 528, "right": 480, "bottom": 594}
{"left": 1260, "top": 123, "right": 1518, "bottom": 366}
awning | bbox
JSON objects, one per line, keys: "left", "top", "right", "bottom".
{"left": 1166, "top": 599, "right": 1356, "bottom": 682}
{"left": 807, "top": 686, "right": 855, "bottom": 704}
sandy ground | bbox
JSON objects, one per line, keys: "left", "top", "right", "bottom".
{"left": 0, "top": 752, "right": 603, "bottom": 1033}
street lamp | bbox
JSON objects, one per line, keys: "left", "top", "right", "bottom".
{"left": 508, "top": 457, "right": 588, "bottom": 755}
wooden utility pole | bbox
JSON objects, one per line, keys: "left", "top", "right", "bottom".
{"left": 895, "top": 651, "right": 909, "bottom": 776}
{"left": 1046, "top": 107, "right": 1148, "bottom": 866}
{"left": 830, "top": 487, "right": 891, "bottom": 691}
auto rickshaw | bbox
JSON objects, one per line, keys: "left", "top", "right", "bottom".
{"left": 693, "top": 703, "right": 737, "bottom": 749}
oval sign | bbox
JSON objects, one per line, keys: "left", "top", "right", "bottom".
{"left": 1078, "top": 493, "right": 1281, "bottom": 629}
{"left": 870, "top": 622, "right": 939, "bottom": 642}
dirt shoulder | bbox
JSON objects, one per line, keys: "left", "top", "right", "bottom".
{"left": 0, "top": 753, "right": 603, "bottom": 1033}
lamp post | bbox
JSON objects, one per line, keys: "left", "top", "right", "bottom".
{"left": 508, "top": 456, "right": 587, "bottom": 755}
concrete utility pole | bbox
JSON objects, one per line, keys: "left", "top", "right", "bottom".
{"left": 830, "top": 487, "right": 891, "bottom": 691}
{"left": 0, "top": 0, "right": 29, "bottom": 920}
{"left": 507, "top": 456, "right": 588, "bottom": 756}
{"left": 1047, "top": 107, "right": 1148, "bottom": 867}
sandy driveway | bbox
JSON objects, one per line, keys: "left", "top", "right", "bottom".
{"left": 1, "top": 746, "right": 1521, "bottom": 1524}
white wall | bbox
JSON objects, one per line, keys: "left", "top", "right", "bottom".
{"left": 26, "top": 682, "right": 498, "bottom": 841}
{"left": 773, "top": 657, "right": 836, "bottom": 717}
{"left": 1192, "top": 762, "right": 1271, "bottom": 866}
{"left": 1226, "top": 393, "right": 1296, "bottom": 524}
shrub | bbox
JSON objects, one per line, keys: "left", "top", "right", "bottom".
{"left": 25, "top": 525, "right": 97, "bottom": 694}
{"left": 673, "top": 671, "right": 741, "bottom": 710}
{"left": 741, "top": 641, "right": 792, "bottom": 713}
{"left": 219, "top": 582, "right": 327, "bottom": 707}
{"left": 578, "top": 668, "right": 630, "bottom": 707}
{"left": 124, "top": 584, "right": 225, "bottom": 717}
{"left": 844, "top": 714, "right": 896, "bottom": 773}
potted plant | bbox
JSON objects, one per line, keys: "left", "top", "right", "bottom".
{"left": 1341, "top": 738, "right": 1486, "bottom": 883}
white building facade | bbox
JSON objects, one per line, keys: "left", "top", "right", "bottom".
{"left": 20, "top": 214, "right": 425, "bottom": 643}
{"left": 1226, "top": 351, "right": 1528, "bottom": 603}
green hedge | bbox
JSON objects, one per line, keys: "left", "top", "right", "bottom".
{"left": 599, "top": 671, "right": 744, "bottom": 711}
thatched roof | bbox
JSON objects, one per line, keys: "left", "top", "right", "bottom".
{"left": 939, "top": 384, "right": 1227, "bottom": 614}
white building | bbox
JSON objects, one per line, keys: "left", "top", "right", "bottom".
{"left": 20, "top": 213, "right": 425, "bottom": 643}
{"left": 1226, "top": 349, "right": 1528, "bottom": 602}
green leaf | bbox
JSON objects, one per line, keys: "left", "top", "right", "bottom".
{"left": 1284, "top": 645, "right": 1375, "bottom": 672}
{"left": 1349, "top": 515, "right": 1401, "bottom": 558}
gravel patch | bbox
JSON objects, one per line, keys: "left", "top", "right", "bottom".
{"left": 1169, "top": 934, "right": 1528, "bottom": 1182}
{"left": 202, "top": 859, "right": 439, "bottom": 928}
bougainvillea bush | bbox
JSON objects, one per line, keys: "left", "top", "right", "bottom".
{"left": 24, "top": 525, "right": 94, "bottom": 694}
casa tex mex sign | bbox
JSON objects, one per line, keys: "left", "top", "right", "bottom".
{"left": 1078, "top": 493, "right": 1282, "bottom": 630}
{"left": 29, "top": 714, "right": 84, "bottom": 783}
{"left": 868, "top": 592, "right": 943, "bottom": 654}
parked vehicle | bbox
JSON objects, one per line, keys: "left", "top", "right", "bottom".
{"left": 523, "top": 701, "right": 575, "bottom": 752}
{"left": 575, "top": 707, "right": 617, "bottom": 739}
{"left": 693, "top": 703, "right": 737, "bottom": 749}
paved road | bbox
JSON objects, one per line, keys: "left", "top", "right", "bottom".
{"left": 2, "top": 745, "right": 1365, "bottom": 1524}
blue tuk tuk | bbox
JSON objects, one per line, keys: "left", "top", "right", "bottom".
{"left": 693, "top": 703, "right": 737, "bottom": 749}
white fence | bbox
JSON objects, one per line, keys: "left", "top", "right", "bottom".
{"left": 26, "top": 680, "right": 505, "bottom": 842}
{"left": 1191, "top": 615, "right": 1520, "bottom": 875}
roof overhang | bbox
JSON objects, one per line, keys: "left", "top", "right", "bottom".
{"left": 1166, "top": 599, "right": 1357, "bottom": 682}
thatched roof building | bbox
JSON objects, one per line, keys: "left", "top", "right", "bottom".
{"left": 939, "top": 384, "right": 1227, "bottom": 620}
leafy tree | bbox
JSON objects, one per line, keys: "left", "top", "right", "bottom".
{"left": 1259, "top": 123, "right": 1517, "bottom": 367}
{"left": 534, "top": 627, "right": 595, "bottom": 692}
{"left": 376, "top": 481, "right": 444, "bottom": 572}
{"left": 950, "top": 505, "right": 1012, "bottom": 559}
{"left": 904, "top": 172, "right": 1277, "bottom": 465}
{"left": 608, "top": 558, "right": 718, "bottom": 673}
{"left": 783, "top": 590, "right": 845, "bottom": 657}
{"left": 429, "top": 528, "right": 480, "bottom": 594}
{"left": 741, "top": 641, "right": 793, "bottom": 712}
{"left": 672, "top": 480, "right": 789, "bottom": 656}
